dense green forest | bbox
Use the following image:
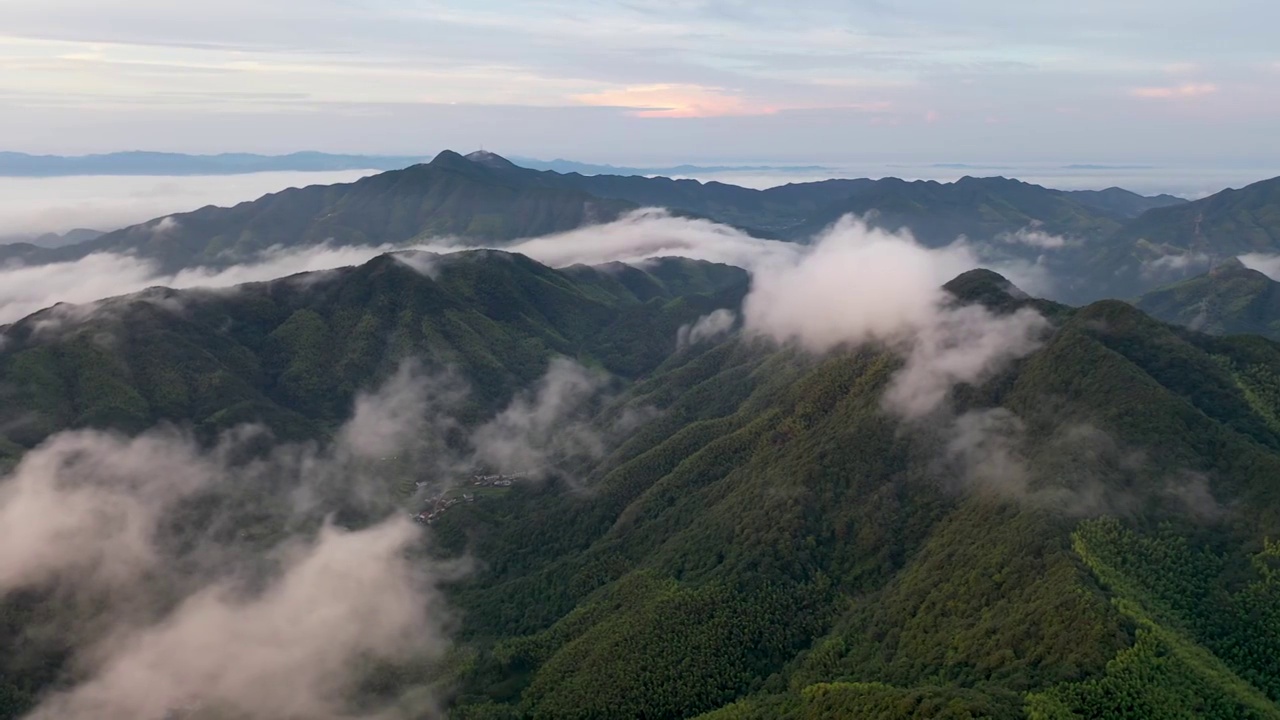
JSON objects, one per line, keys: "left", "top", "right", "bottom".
{"left": 1135, "top": 259, "right": 1280, "bottom": 340}
{"left": 426, "top": 279, "right": 1280, "bottom": 719}
{"left": 6, "top": 250, "right": 1280, "bottom": 719}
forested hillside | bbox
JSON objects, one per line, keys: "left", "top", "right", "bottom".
{"left": 1135, "top": 259, "right": 1280, "bottom": 340}
{"left": 5, "top": 250, "right": 1280, "bottom": 719}
{"left": 1078, "top": 176, "right": 1280, "bottom": 300}
{"left": 0, "top": 251, "right": 748, "bottom": 468}
{"left": 1, "top": 150, "right": 1226, "bottom": 309}
{"left": 0, "top": 152, "right": 637, "bottom": 272}
{"left": 426, "top": 274, "right": 1280, "bottom": 719}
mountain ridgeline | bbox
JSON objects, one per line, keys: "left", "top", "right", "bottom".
{"left": 11, "top": 149, "right": 1271, "bottom": 307}
{"left": 4, "top": 249, "right": 1280, "bottom": 718}
{"left": 1135, "top": 258, "right": 1280, "bottom": 340}
{"left": 0, "top": 251, "right": 748, "bottom": 461}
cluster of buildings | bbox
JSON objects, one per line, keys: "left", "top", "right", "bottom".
{"left": 412, "top": 470, "right": 535, "bottom": 525}
{"left": 414, "top": 493, "right": 475, "bottom": 525}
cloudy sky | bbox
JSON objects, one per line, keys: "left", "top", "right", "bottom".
{"left": 2, "top": 0, "right": 1278, "bottom": 164}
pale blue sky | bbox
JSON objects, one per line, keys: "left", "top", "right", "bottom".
{"left": 1, "top": 0, "right": 1277, "bottom": 163}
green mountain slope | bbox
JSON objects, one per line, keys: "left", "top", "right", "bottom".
{"left": 794, "top": 176, "right": 1127, "bottom": 245}
{"left": 1063, "top": 187, "right": 1186, "bottom": 219}
{"left": 1134, "top": 259, "right": 1280, "bottom": 339}
{"left": 1114, "top": 176, "right": 1280, "bottom": 257}
{"left": 0, "top": 152, "right": 1185, "bottom": 280}
{"left": 0, "top": 252, "right": 748, "bottom": 465}
{"left": 432, "top": 275, "right": 1280, "bottom": 719}
{"left": 7, "top": 206, "right": 1280, "bottom": 717}
{"left": 0, "top": 151, "right": 637, "bottom": 273}
{"left": 544, "top": 172, "right": 876, "bottom": 237}
{"left": 1080, "top": 176, "right": 1280, "bottom": 299}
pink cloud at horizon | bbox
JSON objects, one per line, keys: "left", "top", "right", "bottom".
{"left": 1130, "top": 83, "right": 1218, "bottom": 99}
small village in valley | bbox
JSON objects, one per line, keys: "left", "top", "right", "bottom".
{"left": 412, "top": 471, "right": 531, "bottom": 525}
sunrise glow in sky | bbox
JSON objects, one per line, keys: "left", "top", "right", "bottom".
{"left": 1, "top": 0, "right": 1277, "bottom": 163}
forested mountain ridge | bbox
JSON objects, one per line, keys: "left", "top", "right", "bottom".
{"left": 0, "top": 151, "right": 638, "bottom": 272}
{"left": 0, "top": 251, "right": 749, "bottom": 468}
{"left": 1114, "top": 176, "right": 1280, "bottom": 257}
{"left": 5, "top": 250, "right": 1280, "bottom": 718}
{"left": 9, "top": 148, "right": 1276, "bottom": 310}
{"left": 434, "top": 274, "right": 1280, "bottom": 719}
{"left": 0, "top": 150, "right": 432, "bottom": 176}
{"left": 791, "top": 175, "right": 1132, "bottom": 245}
{"left": 1134, "top": 259, "right": 1280, "bottom": 340}
{"left": 1061, "top": 187, "right": 1187, "bottom": 218}
{"left": 1082, "top": 176, "right": 1280, "bottom": 299}
{"left": 0, "top": 151, "right": 1204, "bottom": 291}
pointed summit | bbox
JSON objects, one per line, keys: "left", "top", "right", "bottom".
{"left": 944, "top": 268, "right": 1029, "bottom": 307}
{"left": 427, "top": 149, "right": 471, "bottom": 170}
{"left": 1208, "top": 256, "right": 1249, "bottom": 278}
{"left": 465, "top": 150, "right": 519, "bottom": 170}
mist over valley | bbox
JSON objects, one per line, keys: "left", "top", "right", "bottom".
{"left": 6, "top": 1, "right": 1280, "bottom": 717}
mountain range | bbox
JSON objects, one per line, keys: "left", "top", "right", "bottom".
{"left": 3, "top": 149, "right": 1234, "bottom": 305}
{"left": 6, "top": 147, "right": 1280, "bottom": 718}
{"left": 0, "top": 150, "right": 834, "bottom": 179}
{"left": 4, "top": 248, "right": 1280, "bottom": 718}
{"left": 1135, "top": 258, "right": 1280, "bottom": 339}
{"left": 0, "top": 150, "right": 433, "bottom": 176}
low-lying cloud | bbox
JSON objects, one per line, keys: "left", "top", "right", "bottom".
{"left": 0, "top": 430, "right": 222, "bottom": 594}
{"left": 505, "top": 208, "right": 801, "bottom": 271}
{"left": 469, "top": 357, "right": 613, "bottom": 479}
{"left": 0, "top": 171, "right": 378, "bottom": 239}
{"left": 997, "top": 224, "right": 1070, "bottom": 249}
{"left": 742, "top": 216, "right": 1049, "bottom": 417}
{"left": 1239, "top": 252, "right": 1280, "bottom": 280}
{"left": 940, "top": 407, "right": 1228, "bottom": 519}
{"left": 1141, "top": 250, "right": 1212, "bottom": 276}
{"left": 0, "top": 243, "right": 436, "bottom": 324}
{"left": 25, "top": 520, "right": 441, "bottom": 720}
{"left": 0, "top": 352, "right": 630, "bottom": 717}
{"left": 677, "top": 309, "right": 737, "bottom": 349}
{"left": 0, "top": 365, "right": 466, "bottom": 719}
{"left": 2, "top": 209, "right": 1049, "bottom": 420}
{"left": 1, "top": 208, "right": 1046, "bottom": 332}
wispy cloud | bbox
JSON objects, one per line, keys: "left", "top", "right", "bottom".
{"left": 1130, "top": 82, "right": 1217, "bottom": 99}
{"left": 2, "top": 1, "right": 1279, "bottom": 160}
{"left": 0, "top": 171, "right": 377, "bottom": 237}
{"left": 741, "top": 215, "right": 1047, "bottom": 418}
{"left": 677, "top": 309, "right": 737, "bottom": 349}
{"left": 573, "top": 83, "right": 779, "bottom": 118}
{"left": 0, "top": 242, "right": 440, "bottom": 324}
{"left": 1, "top": 364, "right": 472, "bottom": 719}
{"left": 1238, "top": 253, "right": 1280, "bottom": 280}
{"left": 1141, "top": 250, "right": 1212, "bottom": 277}
{"left": 0, "top": 209, "right": 1051, "bottom": 333}
{"left": 998, "top": 224, "right": 1070, "bottom": 249}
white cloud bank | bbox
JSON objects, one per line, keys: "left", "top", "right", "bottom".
{"left": 0, "top": 242, "right": 433, "bottom": 324}
{"left": 1239, "top": 253, "right": 1280, "bottom": 280}
{"left": 504, "top": 208, "right": 800, "bottom": 270}
{"left": 0, "top": 353, "right": 621, "bottom": 719}
{"left": 0, "top": 171, "right": 379, "bottom": 238}
{"left": 1, "top": 209, "right": 1048, "bottom": 417}
{"left": 1, "top": 208, "right": 1050, "bottom": 327}
{"left": 0, "top": 367, "right": 464, "bottom": 720}
{"left": 469, "top": 357, "right": 613, "bottom": 478}
{"left": 741, "top": 216, "right": 1048, "bottom": 417}
{"left": 997, "top": 224, "right": 1070, "bottom": 249}
{"left": 677, "top": 309, "right": 737, "bottom": 349}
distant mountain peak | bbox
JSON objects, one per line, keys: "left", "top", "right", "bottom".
{"left": 428, "top": 149, "right": 469, "bottom": 167}
{"left": 465, "top": 150, "right": 519, "bottom": 170}
{"left": 943, "top": 268, "right": 1030, "bottom": 307}
{"left": 1207, "top": 256, "right": 1255, "bottom": 278}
